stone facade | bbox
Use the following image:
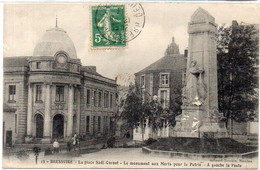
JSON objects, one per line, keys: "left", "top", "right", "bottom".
{"left": 3, "top": 26, "right": 117, "bottom": 145}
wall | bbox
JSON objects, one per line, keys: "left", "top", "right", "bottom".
{"left": 79, "top": 76, "right": 117, "bottom": 137}
{"left": 4, "top": 69, "right": 28, "bottom": 143}
{"left": 3, "top": 112, "right": 16, "bottom": 147}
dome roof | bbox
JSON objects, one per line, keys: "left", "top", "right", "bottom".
{"left": 33, "top": 27, "right": 77, "bottom": 58}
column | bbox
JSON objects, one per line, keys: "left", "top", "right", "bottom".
{"left": 25, "top": 83, "right": 33, "bottom": 143}
{"left": 76, "top": 87, "right": 81, "bottom": 135}
{"left": 67, "top": 85, "right": 74, "bottom": 138}
{"left": 42, "top": 83, "right": 51, "bottom": 143}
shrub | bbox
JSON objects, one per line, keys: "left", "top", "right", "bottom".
{"left": 44, "top": 147, "right": 52, "bottom": 156}
{"left": 144, "top": 138, "right": 157, "bottom": 146}
{"left": 123, "top": 142, "right": 128, "bottom": 148}
{"left": 107, "top": 136, "right": 116, "bottom": 148}
{"left": 15, "top": 150, "right": 29, "bottom": 160}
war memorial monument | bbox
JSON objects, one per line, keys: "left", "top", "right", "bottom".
{"left": 174, "top": 7, "right": 227, "bottom": 138}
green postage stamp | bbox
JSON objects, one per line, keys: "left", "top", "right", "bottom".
{"left": 91, "top": 5, "right": 126, "bottom": 48}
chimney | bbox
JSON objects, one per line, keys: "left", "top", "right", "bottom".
{"left": 87, "top": 66, "right": 96, "bottom": 72}
{"left": 232, "top": 20, "right": 239, "bottom": 27}
{"left": 184, "top": 49, "right": 188, "bottom": 57}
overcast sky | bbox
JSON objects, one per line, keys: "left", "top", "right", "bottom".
{"left": 4, "top": 3, "right": 259, "bottom": 85}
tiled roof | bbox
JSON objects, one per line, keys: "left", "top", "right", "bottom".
{"left": 3, "top": 103, "right": 16, "bottom": 112}
{"left": 3, "top": 56, "right": 29, "bottom": 67}
{"left": 136, "top": 54, "right": 187, "bottom": 75}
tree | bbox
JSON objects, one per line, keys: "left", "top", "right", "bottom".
{"left": 120, "top": 84, "right": 165, "bottom": 142}
{"left": 217, "top": 21, "right": 259, "bottom": 127}
{"left": 166, "top": 85, "right": 183, "bottom": 128}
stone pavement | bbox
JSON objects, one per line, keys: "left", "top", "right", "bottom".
{"left": 3, "top": 136, "right": 134, "bottom": 156}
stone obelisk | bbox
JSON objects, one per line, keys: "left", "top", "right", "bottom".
{"left": 175, "top": 7, "right": 226, "bottom": 138}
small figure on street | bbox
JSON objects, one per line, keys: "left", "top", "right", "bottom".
{"left": 72, "top": 133, "right": 80, "bottom": 151}
{"left": 53, "top": 139, "right": 60, "bottom": 153}
{"left": 67, "top": 141, "right": 72, "bottom": 152}
{"left": 33, "top": 147, "right": 41, "bottom": 164}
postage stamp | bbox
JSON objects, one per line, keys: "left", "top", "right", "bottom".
{"left": 92, "top": 5, "right": 126, "bottom": 48}
{"left": 91, "top": 3, "right": 145, "bottom": 49}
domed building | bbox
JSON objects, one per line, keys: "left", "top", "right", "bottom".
{"left": 3, "top": 25, "right": 117, "bottom": 145}
{"left": 133, "top": 37, "right": 187, "bottom": 141}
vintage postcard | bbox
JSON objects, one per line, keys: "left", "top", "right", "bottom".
{"left": 2, "top": 2, "right": 259, "bottom": 169}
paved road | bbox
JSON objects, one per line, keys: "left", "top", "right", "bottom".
{"left": 3, "top": 148, "right": 258, "bottom": 169}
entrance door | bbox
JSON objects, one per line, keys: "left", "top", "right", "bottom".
{"left": 35, "top": 114, "right": 44, "bottom": 138}
{"left": 6, "top": 131, "right": 12, "bottom": 147}
{"left": 53, "top": 114, "right": 64, "bottom": 139}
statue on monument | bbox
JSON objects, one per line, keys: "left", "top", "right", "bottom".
{"left": 183, "top": 60, "right": 206, "bottom": 106}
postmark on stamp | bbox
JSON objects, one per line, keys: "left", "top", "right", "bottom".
{"left": 91, "top": 3, "right": 145, "bottom": 48}
{"left": 92, "top": 5, "right": 126, "bottom": 48}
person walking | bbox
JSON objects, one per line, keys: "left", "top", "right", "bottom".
{"left": 53, "top": 139, "right": 60, "bottom": 153}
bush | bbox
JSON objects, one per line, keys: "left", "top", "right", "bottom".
{"left": 44, "top": 147, "right": 52, "bottom": 156}
{"left": 15, "top": 150, "right": 29, "bottom": 160}
{"left": 107, "top": 136, "right": 116, "bottom": 148}
{"left": 123, "top": 142, "right": 128, "bottom": 148}
{"left": 144, "top": 138, "right": 157, "bottom": 146}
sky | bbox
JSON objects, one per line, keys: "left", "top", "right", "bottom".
{"left": 3, "top": 3, "right": 260, "bottom": 85}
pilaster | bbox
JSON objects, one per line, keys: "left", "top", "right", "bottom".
{"left": 67, "top": 84, "right": 74, "bottom": 138}
{"left": 25, "top": 83, "right": 33, "bottom": 143}
{"left": 42, "top": 83, "right": 51, "bottom": 143}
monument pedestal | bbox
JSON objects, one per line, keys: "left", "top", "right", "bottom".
{"left": 175, "top": 105, "right": 227, "bottom": 138}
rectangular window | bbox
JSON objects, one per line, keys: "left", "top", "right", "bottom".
{"left": 77, "top": 65, "right": 80, "bottom": 72}
{"left": 36, "top": 85, "right": 42, "bottom": 102}
{"left": 98, "top": 116, "right": 101, "bottom": 132}
{"left": 160, "top": 73, "right": 169, "bottom": 86}
{"left": 56, "top": 85, "right": 64, "bottom": 102}
{"left": 160, "top": 90, "right": 167, "bottom": 108}
{"left": 110, "top": 117, "right": 113, "bottom": 132}
{"left": 103, "top": 116, "right": 106, "bottom": 132}
{"left": 36, "top": 62, "right": 41, "bottom": 69}
{"left": 86, "top": 116, "right": 90, "bottom": 133}
{"left": 93, "top": 91, "right": 97, "bottom": 107}
{"left": 74, "top": 88, "right": 77, "bottom": 104}
{"left": 8, "top": 85, "right": 16, "bottom": 101}
{"left": 98, "top": 91, "right": 102, "bottom": 107}
{"left": 86, "top": 89, "right": 91, "bottom": 105}
{"left": 141, "top": 75, "right": 145, "bottom": 88}
{"left": 110, "top": 94, "right": 113, "bottom": 108}
{"left": 15, "top": 114, "right": 17, "bottom": 133}
{"left": 93, "top": 116, "right": 96, "bottom": 135}
{"left": 104, "top": 92, "right": 109, "bottom": 108}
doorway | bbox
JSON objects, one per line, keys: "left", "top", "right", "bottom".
{"left": 52, "top": 114, "right": 64, "bottom": 139}
{"left": 35, "top": 114, "right": 44, "bottom": 138}
{"left": 6, "top": 131, "right": 12, "bottom": 147}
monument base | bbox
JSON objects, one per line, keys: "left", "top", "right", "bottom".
{"left": 174, "top": 105, "right": 227, "bottom": 138}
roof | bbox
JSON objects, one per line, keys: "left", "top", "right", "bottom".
{"left": 3, "top": 104, "right": 16, "bottom": 112}
{"left": 3, "top": 56, "right": 29, "bottom": 67}
{"left": 33, "top": 26, "right": 77, "bottom": 59}
{"left": 136, "top": 55, "right": 186, "bottom": 75}
{"left": 81, "top": 66, "right": 102, "bottom": 76}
